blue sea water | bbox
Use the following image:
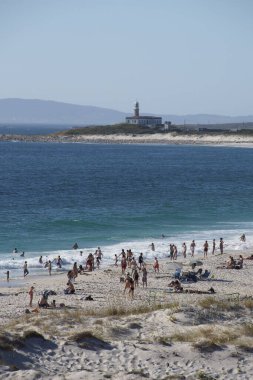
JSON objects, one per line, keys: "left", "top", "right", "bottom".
{"left": 0, "top": 141, "right": 253, "bottom": 274}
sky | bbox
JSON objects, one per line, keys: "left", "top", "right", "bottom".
{"left": 0, "top": 0, "right": 253, "bottom": 115}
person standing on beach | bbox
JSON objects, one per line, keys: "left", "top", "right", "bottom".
{"left": 138, "top": 252, "right": 144, "bottom": 269}
{"left": 114, "top": 254, "right": 118, "bottom": 266}
{"left": 127, "top": 250, "right": 132, "bottom": 268}
{"left": 23, "top": 261, "right": 29, "bottom": 277}
{"left": 124, "top": 273, "right": 134, "bottom": 299}
{"left": 96, "top": 247, "right": 103, "bottom": 266}
{"left": 169, "top": 244, "right": 174, "bottom": 260}
{"left": 142, "top": 267, "right": 148, "bottom": 287}
{"left": 182, "top": 243, "right": 187, "bottom": 259}
{"left": 48, "top": 260, "right": 52, "bottom": 276}
{"left": 119, "top": 249, "right": 125, "bottom": 258}
{"left": 173, "top": 245, "right": 178, "bottom": 260}
{"left": 5, "top": 271, "right": 10, "bottom": 282}
{"left": 220, "top": 238, "right": 224, "bottom": 254}
{"left": 29, "top": 286, "right": 34, "bottom": 307}
{"left": 190, "top": 240, "right": 196, "bottom": 257}
{"left": 150, "top": 243, "right": 155, "bottom": 251}
{"left": 121, "top": 255, "right": 127, "bottom": 274}
{"left": 73, "top": 262, "right": 78, "bottom": 278}
{"left": 56, "top": 256, "right": 62, "bottom": 269}
{"left": 203, "top": 241, "right": 209, "bottom": 258}
{"left": 39, "top": 256, "right": 43, "bottom": 264}
{"left": 133, "top": 269, "right": 139, "bottom": 287}
{"left": 212, "top": 239, "right": 216, "bottom": 255}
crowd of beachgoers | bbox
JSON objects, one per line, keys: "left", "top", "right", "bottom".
{"left": 4, "top": 233, "right": 252, "bottom": 310}
{"left": 0, "top": 233, "right": 253, "bottom": 379}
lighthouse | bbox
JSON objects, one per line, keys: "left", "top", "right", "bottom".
{"left": 126, "top": 101, "right": 162, "bottom": 126}
{"left": 134, "top": 101, "right": 139, "bottom": 117}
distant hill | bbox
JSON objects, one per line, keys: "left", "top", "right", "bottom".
{"left": 0, "top": 98, "right": 253, "bottom": 126}
{"left": 0, "top": 98, "right": 127, "bottom": 125}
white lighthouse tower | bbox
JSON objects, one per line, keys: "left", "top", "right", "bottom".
{"left": 134, "top": 101, "right": 139, "bottom": 117}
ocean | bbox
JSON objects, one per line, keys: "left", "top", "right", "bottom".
{"left": 0, "top": 140, "right": 253, "bottom": 277}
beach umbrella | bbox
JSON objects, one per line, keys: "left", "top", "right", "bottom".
{"left": 189, "top": 260, "right": 203, "bottom": 267}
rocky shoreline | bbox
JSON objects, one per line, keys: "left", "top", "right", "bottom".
{"left": 1, "top": 132, "right": 253, "bottom": 146}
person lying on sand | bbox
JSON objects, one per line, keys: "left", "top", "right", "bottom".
{"left": 245, "top": 254, "right": 253, "bottom": 260}
{"left": 168, "top": 280, "right": 215, "bottom": 294}
{"left": 183, "top": 287, "right": 215, "bottom": 294}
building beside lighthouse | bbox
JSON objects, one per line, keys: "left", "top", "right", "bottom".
{"left": 125, "top": 102, "right": 162, "bottom": 126}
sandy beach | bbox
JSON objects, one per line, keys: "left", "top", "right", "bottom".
{"left": 0, "top": 250, "right": 253, "bottom": 379}
{"left": 1, "top": 132, "right": 253, "bottom": 147}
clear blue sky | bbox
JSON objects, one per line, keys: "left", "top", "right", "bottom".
{"left": 1, "top": 0, "right": 252, "bottom": 115}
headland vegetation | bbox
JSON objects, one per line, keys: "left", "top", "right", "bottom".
{"left": 2, "top": 122, "right": 253, "bottom": 146}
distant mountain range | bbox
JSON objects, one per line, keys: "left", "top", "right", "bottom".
{"left": 0, "top": 98, "right": 253, "bottom": 126}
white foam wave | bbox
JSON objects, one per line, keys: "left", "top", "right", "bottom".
{"left": 0, "top": 227, "right": 251, "bottom": 276}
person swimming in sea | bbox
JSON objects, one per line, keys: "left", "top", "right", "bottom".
{"left": 240, "top": 234, "right": 246, "bottom": 242}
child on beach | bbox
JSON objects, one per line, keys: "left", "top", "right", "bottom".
{"left": 153, "top": 257, "right": 159, "bottom": 273}
{"left": 29, "top": 286, "right": 34, "bottom": 307}
{"left": 114, "top": 254, "right": 118, "bottom": 266}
